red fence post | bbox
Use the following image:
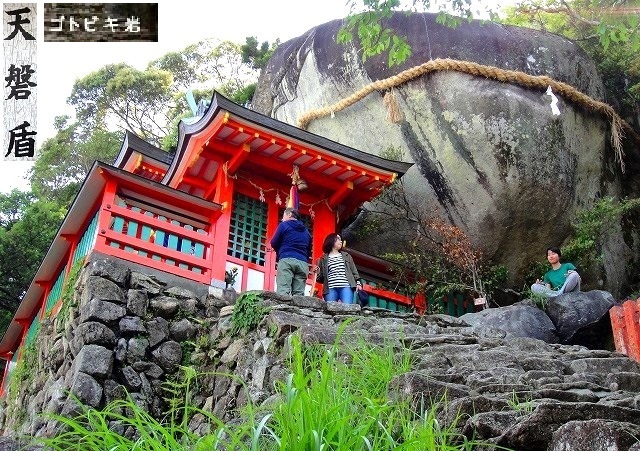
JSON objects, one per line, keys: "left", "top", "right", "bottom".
{"left": 610, "top": 304, "right": 628, "bottom": 356}
{"left": 622, "top": 299, "right": 640, "bottom": 361}
{"left": 610, "top": 298, "right": 640, "bottom": 362}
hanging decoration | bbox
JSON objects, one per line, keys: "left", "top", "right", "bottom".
{"left": 221, "top": 161, "right": 238, "bottom": 187}
{"left": 383, "top": 88, "right": 403, "bottom": 123}
{"left": 232, "top": 167, "right": 330, "bottom": 220}
{"left": 287, "top": 165, "right": 304, "bottom": 210}
{"left": 545, "top": 86, "right": 561, "bottom": 116}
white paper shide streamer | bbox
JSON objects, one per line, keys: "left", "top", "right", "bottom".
{"left": 545, "top": 86, "right": 561, "bottom": 116}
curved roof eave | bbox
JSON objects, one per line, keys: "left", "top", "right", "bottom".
{"left": 113, "top": 130, "right": 173, "bottom": 169}
{"left": 162, "top": 91, "right": 413, "bottom": 185}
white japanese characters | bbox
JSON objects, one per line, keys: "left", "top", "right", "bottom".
{"left": 49, "top": 15, "right": 141, "bottom": 33}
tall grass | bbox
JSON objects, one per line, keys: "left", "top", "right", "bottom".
{"left": 265, "top": 333, "right": 477, "bottom": 450}
{"left": 34, "top": 332, "right": 500, "bottom": 450}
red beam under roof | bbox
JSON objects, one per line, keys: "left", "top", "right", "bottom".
{"left": 219, "top": 119, "right": 395, "bottom": 184}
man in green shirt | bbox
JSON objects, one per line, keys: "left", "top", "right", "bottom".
{"left": 531, "top": 247, "right": 581, "bottom": 298}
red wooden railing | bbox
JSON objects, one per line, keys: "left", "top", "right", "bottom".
{"left": 95, "top": 196, "right": 214, "bottom": 284}
{"left": 610, "top": 298, "right": 640, "bottom": 362}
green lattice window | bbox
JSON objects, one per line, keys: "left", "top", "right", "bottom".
{"left": 72, "top": 212, "right": 98, "bottom": 265}
{"left": 228, "top": 193, "right": 267, "bottom": 265}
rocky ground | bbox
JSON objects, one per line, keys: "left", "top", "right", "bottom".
{"left": 1, "top": 257, "right": 639, "bottom": 450}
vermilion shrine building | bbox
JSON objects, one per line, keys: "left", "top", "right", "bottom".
{"left": 1, "top": 92, "right": 453, "bottom": 393}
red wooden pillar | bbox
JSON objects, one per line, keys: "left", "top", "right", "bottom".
{"left": 94, "top": 178, "right": 118, "bottom": 255}
{"left": 0, "top": 351, "right": 13, "bottom": 396}
{"left": 209, "top": 174, "right": 234, "bottom": 285}
{"left": 611, "top": 298, "right": 640, "bottom": 362}
{"left": 14, "top": 319, "right": 29, "bottom": 361}
{"left": 36, "top": 281, "right": 52, "bottom": 320}
{"left": 414, "top": 292, "right": 426, "bottom": 315}
{"left": 306, "top": 202, "right": 335, "bottom": 296}
{"left": 310, "top": 201, "right": 335, "bottom": 265}
{"left": 264, "top": 198, "right": 281, "bottom": 291}
{"left": 611, "top": 304, "right": 628, "bottom": 356}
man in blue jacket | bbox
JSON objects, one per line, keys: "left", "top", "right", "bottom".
{"left": 270, "top": 208, "right": 312, "bottom": 295}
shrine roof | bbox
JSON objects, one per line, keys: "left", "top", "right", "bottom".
{"left": 114, "top": 130, "right": 173, "bottom": 167}
{"left": 113, "top": 131, "right": 173, "bottom": 182}
{"left": 163, "top": 91, "right": 413, "bottom": 186}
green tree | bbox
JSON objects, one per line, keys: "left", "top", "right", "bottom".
{"left": 0, "top": 198, "right": 66, "bottom": 333}
{"left": 68, "top": 64, "right": 174, "bottom": 146}
{"left": 501, "top": 0, "right": 640, "bottom": 127}
{"left": 0, "top": 190, "right": 35, "bottom": 229}
{"left": 161, "top": 87, "right": 214, "bottom": 151}
{"left": 240, "top": 36, "right": 280, "bottom": 70}
{"left": 29, "top": 116, "right": 122, "bottom": 207}
{"left": 338, "top": 0, "right": 639, "bottom": 67}
{"left": 562, "top": 196, "right": 640, "bottom": 275}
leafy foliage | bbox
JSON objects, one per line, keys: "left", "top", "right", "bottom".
{"left": 366, "top": 178, "right": 507, "bottom": 303}
{"left": 522, "top": 197, "right": 640, "bottom": 293}
{"left": 501, "top": 0, "right": 640, "bottom": 128}
{"left": 267, "top": 331, "right": 481, "bottom": 449}
{"left": 240, "top": 36, "right": 280, "bottom": 70}
{"left": 505, "top": 0, "right": 640, "bottom": 53}
{"left": 37, "top": 367, "right": 261, "bottom": 451}
{"left": 338, "top": 0, "right": 412, "bottom": 66}
{"left": 69, "top": 38, "right": 264, "bottom": 149}
{"left": 69, "top": 63, "right": 174, "bottom": 145}
{"left": 562, "top": 196, "right": 640, "bottom": 272}
{"left": 338, "top": 0, "right": 638, "bottom": 68}
{"left": 30, "top": 117, "right": 122, "bottom": 206}
{"left": 230, "top": 292, "right": 270, "bottom": 336}
{"left": 6, "top": 324, "right": 40, "bottom": 427}
{"left": 523, "top": 287, "right": 550, "bottom": 310}
{"left": 337, "top": 0, "right": 500, "bottom": 66}
{"left": 0, "top": 190, "right": 35, "bottom": 229}
{"left": 0, "top": 198, "right": 66, "bottom": 321}
{"left": 225, "top": 267, "right": 239, "bottom": 287}
{"left": 56, "top": 259, "right": 85, "bottom": 333}
{"left": 506, "top": 390, "right": 534, "bottom": 414}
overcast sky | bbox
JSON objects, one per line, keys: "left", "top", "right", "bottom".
{"left": 0, "top": 0, "right": 514, "bottom": 194}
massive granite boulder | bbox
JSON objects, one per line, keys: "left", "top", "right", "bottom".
{"left": 253, "top": 12, "right": 640, "bottom": 295}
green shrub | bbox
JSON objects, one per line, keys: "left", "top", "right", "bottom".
{"left": 267, "top": 330, "right": 483, "bottom": 450}
{"left": 230, "top": 292, "right": 270, "bottom": 336}
{"left": 5, "top": 330, "right": 39, "bottom": 428}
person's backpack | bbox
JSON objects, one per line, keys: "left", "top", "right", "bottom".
{"left": 357, "top": 288, "right": 369, "bottom": 307}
